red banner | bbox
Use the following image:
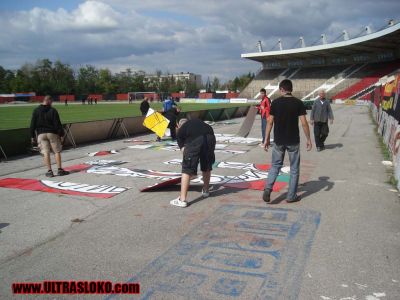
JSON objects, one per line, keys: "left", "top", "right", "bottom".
{"left": 0, "top": 178, "right": 128, "bottom": 199}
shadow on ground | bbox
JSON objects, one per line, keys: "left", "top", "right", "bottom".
{"left": 270, "top": 176, "right": 334, "bottom": 204}
{"left": 324, "top": 143, "right": 343, "bottom": 149}
{"left": 0, "top": 223, "right": 10, "bottom": 233}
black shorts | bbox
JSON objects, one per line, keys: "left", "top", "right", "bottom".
{"left": 182, "top": 134, "right": 216, "bottom": 175}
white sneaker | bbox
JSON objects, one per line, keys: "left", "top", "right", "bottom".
{"left": 202, "top": 189, "right": 210, "bottom": 198}
{"left": 170, "top": 197, "right": 188, "bottom": 207}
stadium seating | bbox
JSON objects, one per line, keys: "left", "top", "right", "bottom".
{"left": 289, "top": 66, "right": 347, "bottom": 99}
{"left": 239, "top": 69, "right": 284, "bottom": 99}
{"left": 240, "top": 60, "right": 400, "bottom": 101}
{"left": 332, "top": 61, "right": 400, "bottom": 100}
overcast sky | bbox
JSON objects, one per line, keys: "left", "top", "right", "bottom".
{"left": 0, "top": 0, "right": 399, "bottom": 81}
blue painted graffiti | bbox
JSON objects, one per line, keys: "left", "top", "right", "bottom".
{"left": 212, "top": 277, "right": 247, "bottom": 297}
{"left": 106, "top": 205, "right": 320, "bottom": 300}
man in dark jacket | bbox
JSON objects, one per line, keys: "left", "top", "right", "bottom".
{"left": 30, "top": 96, "right": 69, "bottom": 177}
{"left": 170, "top": 118, "right": 216, "bottom": 208}
{"left": 140, "top": 97, "right": 150, "bottom": 116}
{"left": 163, "top": 107, "right": 180, "bottom": 140}
{"left": 310, "top": 90, "right": 334, "bottom": 151}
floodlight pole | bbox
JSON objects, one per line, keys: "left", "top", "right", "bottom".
{"left": 300, "top": 36, "right": 306, "bottom": 48}
{"left": 257, "top": 41, "right": 263, "bottom": 52}
{"left": 321, "top": 34, "right": 327, "bottom": 45}
{"left": 342, "top": 30, "right": 350, "bottom": 41}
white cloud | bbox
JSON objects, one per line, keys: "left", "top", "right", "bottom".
{"left": 0, "top": 0, "right": 399, "bottom": 81}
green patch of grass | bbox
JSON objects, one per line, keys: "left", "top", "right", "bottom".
{"left": 369, "top": 109, "right": 397, "bottom": 188}
{"left": 388, "top": 174, "right": 398, "bottom": 187}
{"left": 0, "top": 102, "right": 251, "bottom": 130}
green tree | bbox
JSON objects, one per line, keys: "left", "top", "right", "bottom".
{"left": 132, "top": 71, "right": 145, "bottom": 92}
{"left": 52, "top": 60, "right": 75, "bottom": 94}
{"left": 185, "top": 79, "right": 198, "bottom": 97}
{"left": 211, "top": 77, "right": 220, "bottom": 92}
{"left": 159, "top": 75, "right": 173, "bottom": 94}
{"left": 0, "top": 66, "right": 15, "bottom": 93}
{"left": 11, "top": 63, "right": 34, "bottom": 93}
{"left": 77, "top": 65, "right": 99, "bottom": 94}
{"left": 96, "top": 68, "right": 116, "bottom": 94}
{"left": 32, "top": 59, "right": 54, "bottom": 95}
{"left": 171, "top": 79, "right": 184, "bottom": 93}
{"left": 114, "top": 69, "right": 132, "bottom": 93}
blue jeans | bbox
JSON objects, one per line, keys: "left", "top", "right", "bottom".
{"left": 261, "top": 117, "right": 267, "bottom": 143}
{"left": 265, "top": 144, "right": 300, "bottom": 200}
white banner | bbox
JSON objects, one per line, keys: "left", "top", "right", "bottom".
{"left": 230, "top": 98, "right": 248, "bottom": 104}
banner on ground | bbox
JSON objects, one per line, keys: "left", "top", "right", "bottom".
{"left": 0, "top": 178, "right": 128, "bottom": 199}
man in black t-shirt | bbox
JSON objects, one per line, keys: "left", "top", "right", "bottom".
{"left": 263, "top": 79, "right": 312, "bottom": 203}
{"left": 170, "top": 118, "right": 216, "bottom": 208}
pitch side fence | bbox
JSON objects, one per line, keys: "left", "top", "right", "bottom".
{"left": 0, "top": 106, "right": 250, "bottom": 159}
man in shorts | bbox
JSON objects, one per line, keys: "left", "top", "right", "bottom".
{"left": 30, "top": 95, "right": 69, "bottom": 177}
{"left": 170, "top": 118, "right": 216, "bottom": 207}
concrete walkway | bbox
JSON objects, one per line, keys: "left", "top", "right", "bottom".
{"left": 0, "top": 105, "right": 399, "bottom": 299}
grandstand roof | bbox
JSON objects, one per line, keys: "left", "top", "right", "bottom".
{"left": 242, "top": 22, "right": 400, "bottom": 63}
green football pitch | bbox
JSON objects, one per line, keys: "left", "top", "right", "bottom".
{"left": 0, "top": 102, "right": 251, "bottom": 130}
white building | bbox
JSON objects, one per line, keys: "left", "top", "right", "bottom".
{"left": 144, "top": 72, "right": 202, "bottom": 88}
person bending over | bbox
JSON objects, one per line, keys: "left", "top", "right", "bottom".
{"left": 170, "top": 118, "right": 216, "bottom": 208}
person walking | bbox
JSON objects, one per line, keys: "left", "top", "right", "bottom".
{"left": 257, "top": 88, "right": 271, "bottom": 144}
{"left": 310, "top": 90, "right": 334, "bottom": 151}
{"left": 170, "top": 118, "right": 216, "bottom": 208}
{"left": 30, "top": 96, "right": 69, "bottom": 177}
{"left": 263, "top": 79, "right": 312, "bottom": 203}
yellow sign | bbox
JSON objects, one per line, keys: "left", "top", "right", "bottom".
{"left": 344, "top": 99, "right": 356, "bottom": 105}
{"left": 143, "top": 108, "right": 170, "bottom": 138}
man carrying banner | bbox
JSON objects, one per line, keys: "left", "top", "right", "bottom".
{"left": 170, "top": 118, "right": 216, "bottom": 207}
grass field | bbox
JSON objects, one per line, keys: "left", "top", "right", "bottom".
{"left": 0, "top": 102, "right": 251, "bottom": 130}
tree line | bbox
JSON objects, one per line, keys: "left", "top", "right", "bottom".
{"left": 0, "top": 58, "right": 255, "bottom": 95}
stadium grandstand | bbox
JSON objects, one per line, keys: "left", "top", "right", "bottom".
{"left": 240, "top": 20, "right": 400, "bottom": 101}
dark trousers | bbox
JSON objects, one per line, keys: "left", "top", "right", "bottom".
{"left": 169, "top": 125, "right": 177, "bottom": 140}
{"left": 261, "top": 117, "right": 267, "bottom": 143}
{"left": 314, "top": 122, "right": 329, "bottom": 148}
